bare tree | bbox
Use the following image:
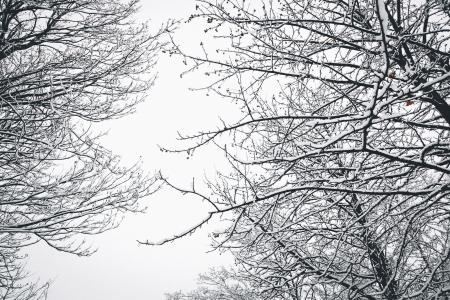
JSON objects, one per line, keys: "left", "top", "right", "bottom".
{"left": 0, "top": 261, "right": 48, "bottom": 300}
{"left": 166, "top": 267, "right": 264, "bottom": 300}
{"left": 0, "top": 0, "right": 166, "bottom": 297}
{"left": 165, "top": 265, "right": 315, "bottom": 300}
{"left": 158, "top": 0, "right": 450, "bottom": 299}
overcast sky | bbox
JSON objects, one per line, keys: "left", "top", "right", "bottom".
{"left": 26, "top": 1, "right": 235, "bottom": 299}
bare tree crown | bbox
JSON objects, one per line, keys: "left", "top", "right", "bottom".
{"left": 162, "top": 0, "right": 450, "bottom": 299}
{"left": 0, "top": 0, "right": 166, "bottom": 298}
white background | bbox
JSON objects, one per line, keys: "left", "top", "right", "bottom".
{"left": 27, "top": 1, "right": 235, "bottom": 299}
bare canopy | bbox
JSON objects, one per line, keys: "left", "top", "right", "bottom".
{"left": 161, "top": 0, "right": 450, "bottom": 299}
{"left": 0, "top": 0, "right": 165, "bottom": 298}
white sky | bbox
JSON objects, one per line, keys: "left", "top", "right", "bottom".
{"left": 26, "top": 1, "right": 236, "bottom": 299}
